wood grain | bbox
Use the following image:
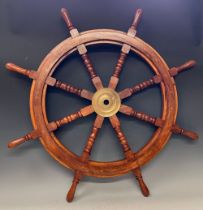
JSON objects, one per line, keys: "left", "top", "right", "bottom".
{"left": 67, "top": 115, "right": 104, "bottom": 202}
{"left": 109, "top": 115, "right": 149, "bottom": 196}
{"left": 28, "top": 29, "right": 179, "bottom": 178}
{"left": 7, "top": 8, "right": 198, "bottom": 202}
{"left": 120, "top": 105, "right": 198, "bottom": 140}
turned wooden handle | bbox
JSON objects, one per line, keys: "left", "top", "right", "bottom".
{"left": 136, "top": 177, "right": 150, "bottom": 197}
{"left": 61, "top": 8, "right": 74, "bottom": 31}
{"left": 176, "top": 60, "right": 196, "bottom": 73}
{"left": 170, "top": 60, "right": 197, "bottom": 76}
{"left": 67, "top": 171, "right": 82, "bottom": 202}
{"left": 133, "top": 168, "right": 150, "bottom": 197}
{"left": 67, "top": 181, "right": 77, "bottom": 202}
{"left": 180, "top": 129, "right": 198, "bottom": 140}
{"left": 5, "top": 63, "right": 29, "bottom": 76}
{"left": 8, "top": 136, "right": 30, "bottom": 148}
{"left": 172, "top": 125, "right": 199, "bottom": 140}
{"left": 131, "top": 8, "right": 143, "bottom": 30}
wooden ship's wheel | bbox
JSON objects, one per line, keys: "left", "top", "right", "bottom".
{"left": 6, "top": 8, "right": 198, "bottom": 202}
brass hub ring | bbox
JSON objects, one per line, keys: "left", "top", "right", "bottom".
{"left": 92, "top": 88, "right": 121, "bottom": 117}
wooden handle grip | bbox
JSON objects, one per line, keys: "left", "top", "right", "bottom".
{"left": 176, "top": 60, "right": 196, "bottom": 73}
{"left": 170, "top": 60, "right": 197, "bottom": 76}
{"left": 5, "top": 63, "right": 29, "bottom": 76}
{"left": 172, "top": 125, "right": 199, "bottom": 140}
{"left": 67, "top": 182, "right": 77, "bottom": 202}
{"left": 61, "top": 8, "right": 74, "bottom": 31}
{"left": 131, "top": 8, "right": 143, "bottom": 30}
{"left": 133, "top": 168, "right": 150, "bottom": 197}
{"left": 181, "top": 129, "right": 199, "bottom": 140}
{"left": 136, "top": 177, "right": 150, "bottom": 197}
{"left": 67, "top": 171, "right": 82, "bottom": 202}
{"left": 8, "top": 135, "right": 31, "bottom": 148}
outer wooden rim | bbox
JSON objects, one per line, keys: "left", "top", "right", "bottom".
{"left": 30, "top": 29, "right": 178, "bottom": 178}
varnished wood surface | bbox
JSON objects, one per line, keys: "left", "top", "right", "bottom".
{"left": 6, "top": 8, "right": 198, "bottom": 202}
{"left": 28, "top": 29, "right": 178, "bottom": 177}
{"left": 67, "top": 115, "right": 104, "bottom": 202}
{"left": 8, "top": 29, "right": 198, "bottom": 177}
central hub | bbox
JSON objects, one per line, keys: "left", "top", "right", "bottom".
{"left": 92, "top": 88, "right": 121, "bottom": 117}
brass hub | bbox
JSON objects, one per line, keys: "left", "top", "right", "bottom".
{"left": 92, "top": 88, "right": 121, "bottom": 117}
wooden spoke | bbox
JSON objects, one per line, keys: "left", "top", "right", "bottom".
{"left": 67, "top": 115, "right": 104, "bottom": 202}
{"left": 61, "top": 8, "right": 103, "bottom": 90}
{"left": 49, "top": 79, "right": 93, "bottom": 100}
{"left": 119, "top": 105, "right": 163, "bottom": 127}
{"left": 119, "top": 60, "right": 197, "bottom": 100}
{"left": 120, "top": 105, "right": 198, "bottom": 140}
{"left": 81, "top": 115, "right": 104, "bottom": 158}
{"left": 119, "top": 75, "right": 161, "bottom": 99}
{"left": 109, "top": 115, "right": 131, "bottom": 154}
{"left": 109, "top": 115, "right": 149, "bottom": 196}
{"left": 111, "top": 52, "right": 127, "bottom": 79}
{"left": 81, "top": 54, "right": 104, "bottom": 90}
{"left": 48, "top": 105, "right": 94, "bottom": 131}
{"left": 108, "top": 9, "right": 143, "bottom": 89}
{"left": 8, "top": 106, "right": 94, "bottom": 148}
{"left": 108, "top": 52, "right": 127, "bottom": 89}
{"left": 6, "top": 63, "right": 93, "bottom": 100}
{"left": 80, "top": 53, "right": 96, "bottom": 80}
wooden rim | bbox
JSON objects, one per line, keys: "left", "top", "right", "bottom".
{"left": 30, "top": 29, "right": 178, "bottom": 178}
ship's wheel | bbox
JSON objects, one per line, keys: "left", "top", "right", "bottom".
{"left": 6, "top": 8, "right": 198, "bottom": 202}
